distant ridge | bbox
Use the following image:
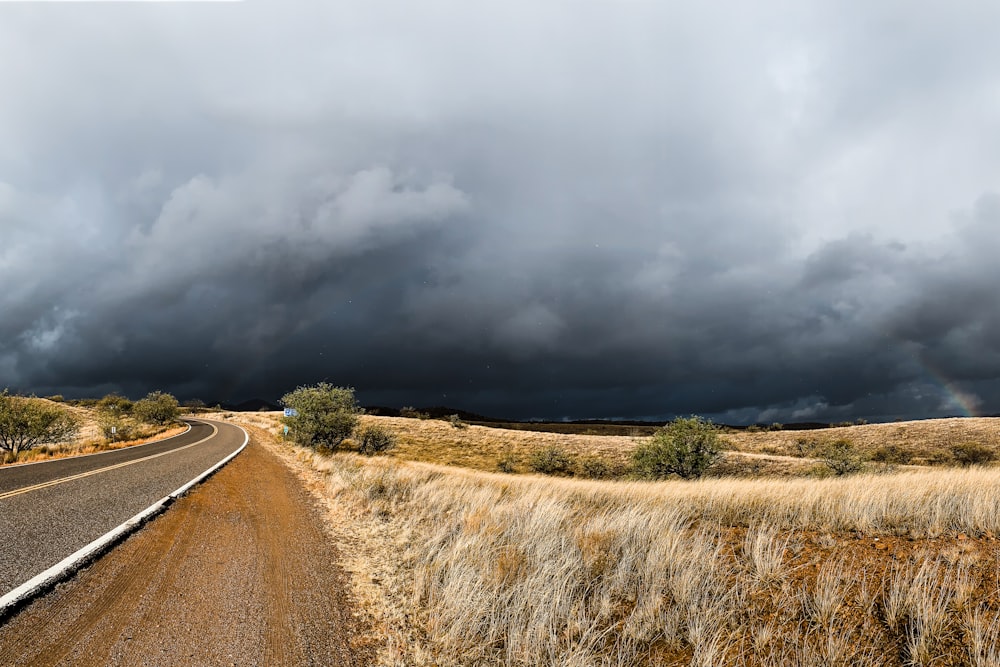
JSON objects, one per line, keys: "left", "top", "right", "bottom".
{"left": 222, "top": 398, "right": 281, "bottom": 412}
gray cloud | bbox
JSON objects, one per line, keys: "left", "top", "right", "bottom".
{"left": 2, "top": 2, "right": 1000, "bottom": 422}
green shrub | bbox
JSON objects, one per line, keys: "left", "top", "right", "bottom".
{"left": 132, "top": 391, "right": 179, "bottom": 425}
{"left": 98, "top": 414, "right": 136, "bottom": 441}
{"left": 356, "top": 423, "right": 397, "bottom": 455}
{"left": 449, "top": 414, "right": 469, "bottom": 429}
{"left": 497, "top": 450, "right": 518, "bottom": 473}
{"left": 400, "top": 406, "right": 431, "bottom": 420}
{"left": 950, "top": 442, "right": 996, "bottom": 467}
{"left": 632, "top": 416, "right": 722, "bottom": 480}
{"left": 869, "top": 444, "right": 910, "bottom": 465}
{"left": 928, "top": 449, "right": 954, "bottom": 466}
{"left": 577, "top": 456, "right": 613, "bottom": 479}
{"left": 795, "top": 438, "right": 817, "bottom": 457}
{"left": 97, "top": 393, "right": 134, "bottom": 416}
{"left": 818, "top": 439, "right": 863, "bottom": 476}
{"left": 281, "top": 383, "right": 359, "bottom": 451}
{"left": 528, "top": 446, "right": 575, "bottom": 475}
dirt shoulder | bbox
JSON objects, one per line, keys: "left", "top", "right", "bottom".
{"left": 0, "top": 434, "right": 373, "bottom": 667}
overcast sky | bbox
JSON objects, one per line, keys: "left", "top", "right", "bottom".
{"left": 3, "top": 1, "right": 1000, "bottom": 422}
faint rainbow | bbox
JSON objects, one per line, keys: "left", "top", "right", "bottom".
{"left": 918, "top": 358, "right": 980, "bottom": 418}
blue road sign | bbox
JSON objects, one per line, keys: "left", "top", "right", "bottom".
{"left": 283, "top": 408, "right": 299, "bottom": 417}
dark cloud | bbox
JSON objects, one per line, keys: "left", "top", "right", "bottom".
{"left": 3, "top": 2, "right": 1000, "bottom": 422}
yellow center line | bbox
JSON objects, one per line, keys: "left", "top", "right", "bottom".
{"left": 0, "top": 423, "right": 219, "bottom": 501}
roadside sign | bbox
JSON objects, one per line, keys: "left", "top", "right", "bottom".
{"left": 283, "top": 408, "right": 298, "bottom": 417}
{"left": 283, "top": 425, "right": 290, "bottom": 436}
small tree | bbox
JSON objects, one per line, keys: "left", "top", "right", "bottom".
{"left": 133, "top": 391, "right": 180, "bottom": 425}
{"left": 0, "top": 391, "right": 80, "bottom": 461}
{"left": 356, "top": 422, "right": 397, "bottom": 455}
{"left": 281, "top": 383, "right": 359, "bottom": 451}
{"left": 818, "top": 439, "right": 863, "bottom": 476}
{"left": 632, "top": 416, "right": 722, "bottom": 480}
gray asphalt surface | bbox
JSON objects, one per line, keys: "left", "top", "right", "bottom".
{"left": 0, "top": 419, "right": 245, "bottom": 595}
{"left": 0, "top": 422, "right": 212, "bottom": 495}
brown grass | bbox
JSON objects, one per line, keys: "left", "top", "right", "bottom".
{"left": 229, "top": 411, "right": 1000, "bottom": 666}
{"left": 249, "top": 412, "right": 1000, "bottom": 478}
{"left": 727, "top": 417, "right": 1000, "bottom": 465}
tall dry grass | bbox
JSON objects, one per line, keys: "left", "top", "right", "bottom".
{"left": 225, "top": 412, "right": 1000, "bottom": 666}
{"left": 274, "top": 443, "right": 1000, "bottom": 666}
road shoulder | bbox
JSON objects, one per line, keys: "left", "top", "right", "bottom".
{"left": 0, "top": 433, "right": 373, "bottom": 667}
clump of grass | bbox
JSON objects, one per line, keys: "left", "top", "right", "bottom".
{"left": 966, "top": 609, "right": 1000, "bottom": 667}
{"left": 742, "top": 523, "right": 789, "bottom": 588}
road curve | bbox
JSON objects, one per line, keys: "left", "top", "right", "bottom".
{"left": 0, "top": 419, "right": 246, "bottom": 599}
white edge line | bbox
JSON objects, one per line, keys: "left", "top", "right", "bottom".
{"left": 2, "top": 422, "right": 195, "bottom": 470}
{"left": 0, "top": 421, "right": 249, "bottom": 620}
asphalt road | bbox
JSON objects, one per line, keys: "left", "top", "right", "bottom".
{"left": 0, "top": 419, "right": 246, "bottom": 596}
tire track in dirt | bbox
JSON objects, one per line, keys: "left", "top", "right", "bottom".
{"left": 0, "top": 434, "right": 371, "bottom": 667}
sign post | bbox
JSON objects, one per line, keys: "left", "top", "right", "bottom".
{"left": 282, "top": 408, "right": 297, "bottom": 438}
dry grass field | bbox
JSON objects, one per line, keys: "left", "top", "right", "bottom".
{"left": 727, "top": 418, "right": 1000, "bottom": 466}
{"left": 230, "top": 412, "right": 1000, "bottom": 666}
{"left": 245, "top": 412, "right": 1000, "bottom": 479}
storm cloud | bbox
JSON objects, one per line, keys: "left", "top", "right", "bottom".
{"left": 3, "top": 1, "right": 1000, "bottom": 422}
